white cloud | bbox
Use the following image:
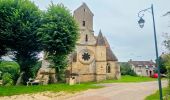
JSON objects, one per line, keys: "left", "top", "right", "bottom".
{"left": 32, "top": 0, "right": 170, "bottom": 61}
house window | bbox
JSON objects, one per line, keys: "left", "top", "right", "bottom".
{"left": 106, "top": 63, "right": 111, "bottom": 73}
{"left": 152, "top": 65, "right": 155, "bottom": 68}
{"left": 145, "top": 65, "right": 149, "bottom": 69}
{"left": 83, "top": 21, "right": 85, "bottom": 26}
{"left": 85, "top": 34, "right": 88, "bottom": 42}
{"left": 139, "top": 66, "right": 142, "bottom": 69}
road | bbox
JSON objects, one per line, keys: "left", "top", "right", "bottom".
{"left": 66, "top": 81, "right": 167, "bottom": 100}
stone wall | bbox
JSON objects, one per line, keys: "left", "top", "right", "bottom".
{"left": 78, "top": 74, "right": 96, "bottom": 82}
{"left": 106, "top": 61, "right": 121, "bottom": 79}
{"left": 95, "top": 46, "right": 106, "bottom": 61}
{"left": 76, "top": 30, "right": 96, "bottom": 45}
{"left": 96, "top": 74, "right": 106, "bottom": 82}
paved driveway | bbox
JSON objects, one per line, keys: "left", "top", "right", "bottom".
{"left": 66, "top": 81, "right": 167, "bottom": 100}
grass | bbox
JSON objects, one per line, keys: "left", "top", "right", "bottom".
{"left": 145, "top": 87, "right": 170, "bottom": 100}
{"left": 100, "top": 75, "right": 157, "bottom": 83}
{"left": 0, "top": 75, "right": 159, "bottom": 96}
{"left": 0, "top": 83, "right": 102, "bottom": 96}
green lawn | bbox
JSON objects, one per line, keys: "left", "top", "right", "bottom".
{"left": 0, "top": 83, "right": 102, "bottom": 96}
{"left": 145, "top": 87, "right": 170, "bottom": 100}
{"left": 100, "top": 75, "right": 157, "bottom": 83}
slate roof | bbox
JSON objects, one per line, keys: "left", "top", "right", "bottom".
{"left": 104, "top": 37, "right": 110, "bottom": 48}
{"left": 104, "top": 36, "right": 118, "bottom": 61}
{"left": 96, "top": 30, "right": 106, "bottom": 46}
{"left": 106, "top": 47, "right": 118, "bottom": 61}
{"left": 128, "top": 60, "right": 156, "bottom": 67}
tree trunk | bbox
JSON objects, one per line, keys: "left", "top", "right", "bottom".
{"left": 16, "top": 72, "right": 24, "bottom": 85}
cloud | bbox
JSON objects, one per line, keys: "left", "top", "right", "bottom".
{"left": 32, "top": 0, "right": 170, "bottom": 61}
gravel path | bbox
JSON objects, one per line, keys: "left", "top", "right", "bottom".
{"left": 66, "top": 81, "right": 168, "bottom": 100}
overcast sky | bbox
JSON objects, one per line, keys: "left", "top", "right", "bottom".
{"left": 32, "top": 0, "right": 170, "bottom": 62}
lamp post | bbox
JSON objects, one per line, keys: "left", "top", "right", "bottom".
{"left": 137, "top": 4, "right": 163, "bottom": 100}
{"left": 0, "top": 71, "right": 2, "bottom": 77}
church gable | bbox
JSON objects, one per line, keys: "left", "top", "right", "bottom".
{"left": 74, "top": 2, "right": 93, "bottom": 17}
{"left": 73, "top": 3, "right": 93, "bottom": 33}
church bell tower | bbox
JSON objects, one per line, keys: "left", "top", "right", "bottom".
{"left": 73, "top": 3, "right": 94, "bottom": 34}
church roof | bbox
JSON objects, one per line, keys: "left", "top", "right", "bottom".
{"left": 104, "top": 37, "right": 110, "bottom": 48}
{"left": 96, "top": 30, "right": 118, "bottom": 61}
{"left": 74, "top": 2, "right": 94, "bottom": 16}
{"left": 96, "top": 30, "right": 106, "bottom": 46}
{"left": 104, "top": 37, "right": 118, "bottom": 61}
{"left": 106, "top": 47, "right": 118, "bottom": 61}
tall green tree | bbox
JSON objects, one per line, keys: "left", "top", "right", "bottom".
{"left": 0, "top": 0, "right": 42, "bottom": 84}
{"left": 38, "top": 3, "right": 79, "bottom": 81}
{"left": 163, "top": 55, "right": 170, "bottom": 87}
{"left": 0, "top": 45, "right": 7, "bottom": 57}
{"left": 158, "top": 56, "right": 167, "bottom": 74}
{"left": 0, "top": 0, "right": 14, "bottom": 57}
{"left": 163, "top": 12, "right": 170, "bottom": 89}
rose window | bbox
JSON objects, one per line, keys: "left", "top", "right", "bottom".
{"left": 82, "top": 52, "right": 90, "bottom": 61}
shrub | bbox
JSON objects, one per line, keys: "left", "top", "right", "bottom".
{"left": 2, "top": 73, "right": 13, "bottom": 86}
{"left": 0, "top": 61, "right": 19, "bottom": 83}
{"left": 120, "top": 62, "right": 137, "bottom": 76}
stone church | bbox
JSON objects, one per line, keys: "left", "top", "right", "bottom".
{"left": 67, "top": 3, "right": 121, "bottom": 82}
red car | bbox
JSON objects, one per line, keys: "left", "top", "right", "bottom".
{"left": 153, "top": 73, "right": 158, "bottom": 78}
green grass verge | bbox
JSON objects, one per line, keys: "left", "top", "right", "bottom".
{"left": 100, "top": 75, "right": 157, "bottom": 83}
{"left": 0, "top": 83, "right": 102, "bottom": 96}
{"left": 145, "top": 87, "right": 170, "bottom": 100}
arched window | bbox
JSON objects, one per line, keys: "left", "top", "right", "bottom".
{"left": 106, "top": 63, "right": 111, "bottom": 73}
{"left": 85, "top": 34, "right": 88, "bottom": 42}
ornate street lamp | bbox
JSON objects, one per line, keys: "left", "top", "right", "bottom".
{"left": 138, "top": 17, "right": 145, "bottom": 28}
{"left": 137, "top": 4, "right": 163, "bottom": 100}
